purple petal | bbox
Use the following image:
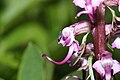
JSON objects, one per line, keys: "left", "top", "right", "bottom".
{"left": 101, "top": 59, "right": 112, "bottom": 80}
{"left": 63, "top": 28, "right": 75, "bottom": 46}
{"left": 112, "top": 60, "right": 120, "bottom": 75}
{"left": 104, "top": 0, "right": 118, "bottom": 6}
{"left": 42, "top": 43, "right": 75, "bottom": 65}
{"left": 93, "top": 60, "right": 105, "bottom": 77}
{"left": 76, "top": 10, "right": 90, "bottom": 18}
{"left": 86, "top": 43, "right": 94, "bottom": 54}
{"left": 77, "top": 57, "right": 88, "bottom": 71}
{"left": 86, "top": 0, "right": 91, "bottom": 4}
{"left": 58, "top": 38, "right": 65, "bottom": 46}
{"left": 112, "top": 37, "right": 120, "bottom": 49}
{"left": 118, "top": 25, "right": 120, "bottom": 28}
{"left": 105, "top": 73, "right": 111, "bottom": 80}
{"left": 101, "top": 51, "right": 112, "bottom": 59}
{"left": 105, "top": 24, "right": 112, "bottom": 35}
{"left": 73, "top": 0, "right": 86, "bottom": 8}
{"left": 70, "top": 21, "right": 91, "bottom": 35}
{"left": 92, "top": 0, "right": 103, "bottom": 7}
{"left": 67, "top": 53, "right": 78, "bottom": 66}
{"left": 58, "top": 27, "right": 75, "bottom": 46}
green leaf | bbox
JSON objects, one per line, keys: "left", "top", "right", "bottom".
{"left": 17, "top": 43, "right": 45, "bottom": 80}
{"left": 0, "top": 78, "right": 4, "bottom": 80}
{"left": 0, "top": 0, "right": 41, "bottom": 34}
{"left": 0, "top": 23, "right": 48, "bottom": 55}
{"left": 0, "top": 52, "right": 19, "bottom": 69}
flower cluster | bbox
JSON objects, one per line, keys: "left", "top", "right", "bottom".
{"left": 42, "top": 21, "right": 91, "bottom": 65}
{"left": 42, "top": 0, "right": 120, "bottom": 80}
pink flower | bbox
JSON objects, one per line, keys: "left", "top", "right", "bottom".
{"left": 73, "top": 0, "right": 120, "bottom": 22}
{"left": 112, "top": 37, "right": 120, "bottom": 49}
{"left": 58, "top": 21, "right": 90, "bottom": 47}
{"left": 93, "top": 51, "right": 120, "bottom": 80}
{"left": 58, "top": 27, "right": 75, "bottom": 46}
{"left": 73, "top": 0, "right": 103, "bottom": 21}
{"left": 42, "top": 21, "right": 90, "bottom": 65}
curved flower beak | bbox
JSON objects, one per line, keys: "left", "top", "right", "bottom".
{"left": 42, "top": 42, "right": 79, "bottom": 65}
{"left": 75, "top": 10, "right": 90, "bottom": 18}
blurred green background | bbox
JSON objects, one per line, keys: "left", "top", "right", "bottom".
{"left": 0, "top": 0, "right": 120, "bottom": 80}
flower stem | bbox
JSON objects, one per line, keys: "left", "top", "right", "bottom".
{"left": 93, "top": 4, "right": 106, "bottom": 80}
{"left": 93, "top": 5, "right": 106, "bottom": 60}
{"left": 88, "top": 55, "right": 95, "bottom": 80}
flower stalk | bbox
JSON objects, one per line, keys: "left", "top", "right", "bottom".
{"left": 88, "top": 55, "right": 95, "bottom": 80}
{"left": 93, "top": 4, "right": 106, "bottom": 60}
{"left": 93, "top": 4, "right": 106, "bottom": 80}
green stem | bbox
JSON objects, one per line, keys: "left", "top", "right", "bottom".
{"left": 88, "top": 55, "right": 95, "bottom": 80}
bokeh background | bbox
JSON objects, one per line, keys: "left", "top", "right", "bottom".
{"left": 0, "top": 0, "right": 120, "bottom": 80}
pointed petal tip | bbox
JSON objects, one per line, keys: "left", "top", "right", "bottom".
{"left": 42, "top": 54, "right": 46, "bottom": 57}
{"left": 42, "top": 54, "right": 53, "bottom": 61}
